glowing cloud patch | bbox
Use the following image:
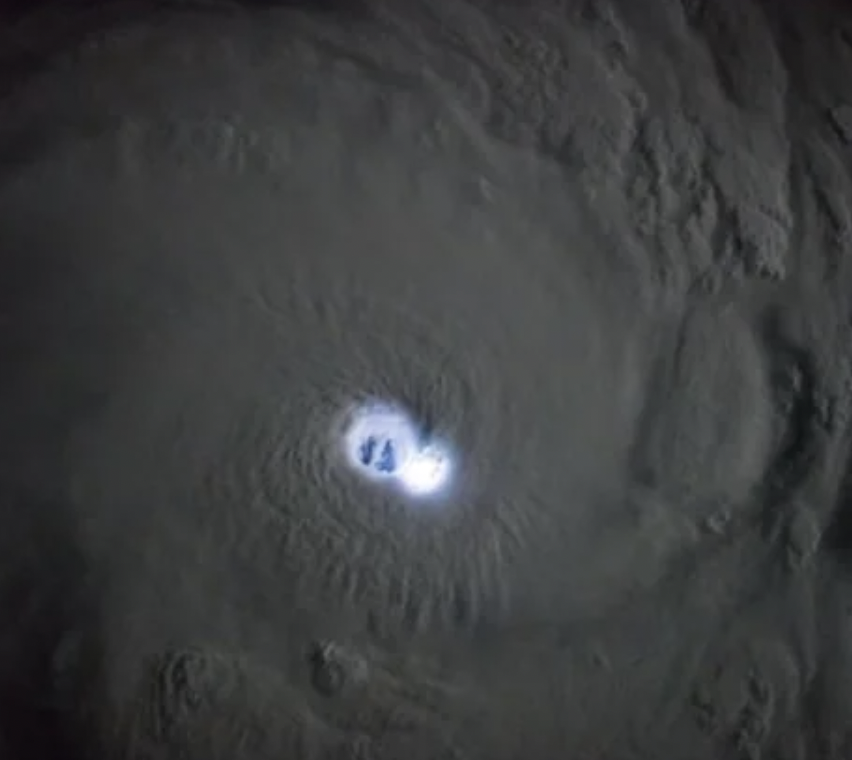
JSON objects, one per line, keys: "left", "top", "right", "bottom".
{"left": 396, "top": 445, "right": 453, "bottom": 496}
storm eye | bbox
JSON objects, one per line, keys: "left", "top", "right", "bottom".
{"left": 340, "top": 401, "right": 454, "bottom": 498}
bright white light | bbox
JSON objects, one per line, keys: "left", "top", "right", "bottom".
{"left": 396, "top": 445, "right": 453, "bottom": 496}
{"left": 339, "top": 401, "right": 454, "bottom": 498}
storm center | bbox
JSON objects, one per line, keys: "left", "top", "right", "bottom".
{"left": 340, "top": 401, "right": 454, "bottom": 497}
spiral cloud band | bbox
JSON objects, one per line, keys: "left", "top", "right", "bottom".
{"left": 1, "top": 18, "right": 771, "bottom": 644}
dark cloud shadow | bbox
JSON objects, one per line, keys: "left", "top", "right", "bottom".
{"left": 0, "top": 488, "right": 101, "bottom": 760}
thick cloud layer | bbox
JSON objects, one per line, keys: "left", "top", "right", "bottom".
{"left": 1, "top": 1, "right": 851, "bottom": 758}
